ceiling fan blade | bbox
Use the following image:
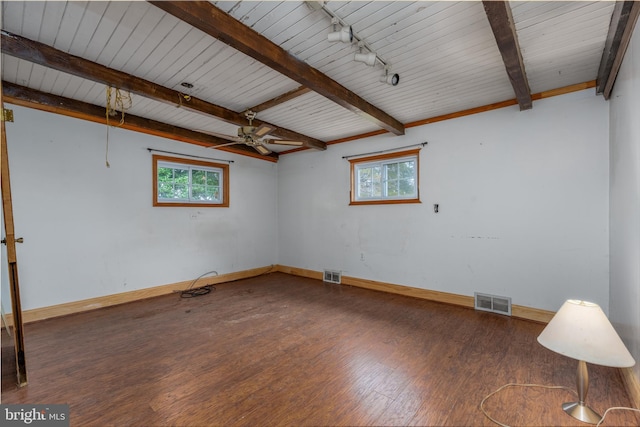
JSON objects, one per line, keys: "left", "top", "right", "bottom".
{"left": 253, "top": 123, "right": 275, "bottom": 138}
{"left": 208, "top": 141, "right": 242, "bottom": 149}
{"left": 263, "top": 139, "right": 304, "bottom": 146}
{"left": 254, "top": 144, "right": 272, "bottom": 155}
{"left": 195, "top": 129, "right": 237, "bottom": 141}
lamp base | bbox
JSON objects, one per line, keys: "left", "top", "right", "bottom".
{"left": 562, "top": 401, "right": 602, "bottom": 424}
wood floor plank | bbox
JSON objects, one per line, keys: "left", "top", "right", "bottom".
{"left": 2, "top": 272, "right": 639, "bottom": 426}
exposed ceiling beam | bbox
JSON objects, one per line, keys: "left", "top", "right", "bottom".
{"left": 281, "top": 80, "right": 596, "bottom": 156}
{"left": 482, "top": 1, "right": 532, "bottom": 111}
{"left": 0, "top": 30, "right": 325, "bottom": 152}
{"left": 2, "top": 81, "right": 278, "bottom": 161}
{"left": 596, "top": 1, "right": 640, "bottom": 100}
{"left": 248, "top": 86, "right": 312, "bottom": 113}
{"left": 148, "top": 1, "right": 405, "bottom": 136}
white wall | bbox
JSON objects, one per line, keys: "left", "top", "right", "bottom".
{"left": 609, "top": 24, "right": 640, "bottom": 380}
{"left": 3, "top": 105, "right": 278, "bottom": 310}
{"left": 1, "top": 89, "right": 616, "bottom": 320}
{"left": 279, "top": 89, "right": 610, "bottom": 313}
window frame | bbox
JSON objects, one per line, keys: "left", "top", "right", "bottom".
{"left": 349, "top": 148, "right": 421, "bottom": 206}
{"left": 152, "top": 154, "right": 229, "bottom": 207}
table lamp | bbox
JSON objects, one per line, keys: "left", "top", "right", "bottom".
{"left": 537, "top": 299, "right": 636, "bottom": 424}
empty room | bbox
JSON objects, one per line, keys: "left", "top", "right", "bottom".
{"left": 1, "top": 1, "right": 639, "bottom": 426}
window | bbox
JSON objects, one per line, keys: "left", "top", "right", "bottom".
{"left": 349, "top": 149, "right": 420, "bottom": 205}
{"left": 153, "top": 155, "right": 229, "bottom": 207}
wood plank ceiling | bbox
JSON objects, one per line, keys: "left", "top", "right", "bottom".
{"left": 1, "top": 1, "right": 639, "bottom": 161}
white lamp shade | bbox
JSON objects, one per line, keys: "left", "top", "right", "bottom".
{"left": 537, "top": 300, "right": 635, "bottom": 368}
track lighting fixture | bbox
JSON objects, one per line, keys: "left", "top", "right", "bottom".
{"left": 310, "top": 1, "right": 400, "bottom": 86}
{"left": 354, "top": 51, "right": 377, "bottom": 67}
{"left": 354, "top": 42, "right": 377, "bottom": 67}
{"left": 328, "top": 21, "right": 353, "bottom": 43}
{"left": 380, "top": 73, "right": 400, "bottom": 86}
{"left": 380, "top": 67, "right": 400, "bottom": 86}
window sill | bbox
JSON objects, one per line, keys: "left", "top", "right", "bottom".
{"left": 349, "top": 199, "right": 421, "bottom": 206}
{"left": 154, "top": 202, "right": 229, "bottom": 208}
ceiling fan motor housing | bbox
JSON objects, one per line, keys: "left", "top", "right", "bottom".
{"left": 238, "top": 126, "right": 256, "bottom": 138}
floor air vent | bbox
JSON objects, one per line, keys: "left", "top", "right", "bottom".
{"left": 323, "top": 270, "right": 342, "bottom": 284}
{"left": 474, "top": 293, "right": 512, "bottom": 316}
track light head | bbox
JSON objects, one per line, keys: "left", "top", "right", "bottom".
{"left": 380, "top": 72, "right": 400, "bottom": 86}
{"left": 328, "top": 25, "right": 353, "bottom": 43}
{"left": 354, "top": 52, "right": 377, "bottom": 67}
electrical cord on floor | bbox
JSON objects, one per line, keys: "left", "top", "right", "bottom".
{"left": 180, "top": 284, "right": 214, "bottom": 298}
{"left": 597, "top": 406, "right": 640, "bottom": 427}
{"left": 176, "top": 265, "right": 275, "bottom": 298}
{"left": 177, "top": 270, "right": 218, "bottom": 298}
{"left": 480, "top": 383, "right": 576, "bottom": 427}
{"left": 480, "top": 383, "right": 640, "bottom": 427}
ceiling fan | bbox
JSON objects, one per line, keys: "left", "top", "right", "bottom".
{"left": 207, "top": 110, "right": 304, "bottom": 155}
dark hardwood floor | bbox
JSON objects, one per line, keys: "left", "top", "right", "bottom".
{"left": 2, "top": 272, "right": 638, "bottom": 426}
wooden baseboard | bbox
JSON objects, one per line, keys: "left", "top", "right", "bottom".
{"left": 276, "top": 265, "right": 554, "bottom": 323}
{"left": 510, "top": 305, "right": 555, "bottom": 323}
{"left": 4, "top": 265, "right": 276, "bottom": 325}
{"left": 275, "top": 265, "right": 324, "bottom": 281}
{"left": 5, "top": 264, "right": 554, "bottom": 325}
{"left": 620, "top": 367, "right": 640, "bottom": 409}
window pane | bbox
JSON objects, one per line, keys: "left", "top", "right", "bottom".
{"left": 358, "top": 167, "right": 372, "bottom": 198}
{"left": 173, "top": 183, "right": 189, "bottom": 200}
{"left": 206, "top": 170, "right": 219, "bottom": 187}
{"left": 157, "top": 166, "right": 173, "bottom": 182}
{"left": 384, "top": 162, "right": 402, "bottom": 197}
{"left": 371, "top": 166, "right": 382, "bottom": 197}
{"left": 174, "top": 168, "right": 189, "bottom": 183}
{"left": 157, "top": 167, "right": 175, "bottom": 199}
{"left": 154, "top": 156, "right": 229, "bottom": 207}
{"left": 358, "top": 166, "right": 383, "bottom": 198}
{"left": 158, "top": 167, "right": 189, "bottom": 200}
{"left": 387, "top": 179, "right": 399, "bottom": 197}
{"left": 399, "top": 160, "right": 416, "bottom": 196}
{"left": 350, "top": 150, "right": 419, "bottom": 204}
{"left": 399, "top": 178, "right": 415, "bottom": 196}
{"left": 191, "top": 184, "right": 204, "bottom": 200}
{"left": 191, "top": 169, "right": 220, "bottom": 201}
{"left": 158, "top": 181, "right": 174, "bottom": 199}
{"left": 192, "top": 169, "right": 206, "bottom": 185}
{"left": 399, "top": 160, "right": 414, "bottom": 179}
{"left": 386, "top": 162, "right": 398, "bottom": 180}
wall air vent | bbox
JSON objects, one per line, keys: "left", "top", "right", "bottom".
{"left": 323, "top": 270, "right": 342, "bottom": 284}
{"left": 474, "top": 292, "right": 512, "bottom": 316}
